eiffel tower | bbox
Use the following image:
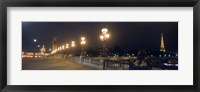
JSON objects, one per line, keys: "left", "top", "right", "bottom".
{"left": 160, "top": 32, "right": 166, "bottom": 52}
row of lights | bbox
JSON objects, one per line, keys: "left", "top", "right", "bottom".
{"left": 51, "top": 37, "right": 86, "bottom": 54}
{"left": 100, "top": 28, "right": 110, "bottom": 41}
{"left": 51, "top": 28, "right": 110, "bottom": 55}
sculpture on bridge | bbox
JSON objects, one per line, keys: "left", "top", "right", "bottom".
{"left": 40, "top": 45, "right": 46, "bottom": 56}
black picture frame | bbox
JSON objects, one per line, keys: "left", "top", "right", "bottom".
{"left": 0, "top": 0, "right": 199, "bottom": 92}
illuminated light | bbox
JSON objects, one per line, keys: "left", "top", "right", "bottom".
{"left": 160, "top": 32, "right": 166, "bottom": 52}
{"left": 101, "top": 28, "right": 108, "bottom": 34}
{"left": 33, "top": 39, "right": 37, "bottom": 42}
{"left": 66, "top": 44, "right": 69, "bottom": 48}
{"left": 100, "top": 35, "right": 104, "bottom": 40}
{"left": 37, "top": 45, "right": 40, "bottom": 47}
{"left": 105, "top": 34, "right": 110, "bottom": 38}
{"left": 22, "top": 55, "right": 33, "bottom": 58}
{"left": 81, "top": 41, "right": 86, "bottom": 45}
{"left": 71, "top": 41, "right": 75, "bottom": 47}
{"left": 81, "top": 37, "right": 86, "bottom": 45}
{"left": 81, "top": 37, "right": 85, "bottom": 41}
{"left": 100, "top": 28, "right": 110, "bottom": 41}
{"left": 49, "top": 48, "right": 51, "bottom": 51}
{"left": 62, "top": 45, "right": 64, "bottom": 49}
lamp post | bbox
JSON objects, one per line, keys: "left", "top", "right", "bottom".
{"left": 71, "top": 41, "right": 75, "bottom": 56}
{"left": 80, "top": 37, "right": 86, "bottom": 62}
{"left": 100, "top": 28, "right": 110, "bottom": 57}
{"left": 65, "top": 43, "right": 69, "bottom": 58}
{"left": 80, "top": 37, "right": 86, "bottom": 56}
{"left": 33, "top": 39, "right": 37, "bottom": 58}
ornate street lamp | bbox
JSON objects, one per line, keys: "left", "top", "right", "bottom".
{"left": 80, "top": 37, "right": 86, "bottom": 56}
{"left": 80, "top": 37, "right": 86, "bottom": 62}
{"left": 99, "top": 28, "right": 110, "bottom": 57}
{"left": 70, "top": 41, "right": 75, "bottom": 56}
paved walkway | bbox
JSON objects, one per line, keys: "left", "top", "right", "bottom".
{"left": 22, "top": 57, "right": 97, "bottom": 70}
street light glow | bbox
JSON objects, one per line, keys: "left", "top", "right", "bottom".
{"left": 71, "top": 41, "right": 75, "bottom": 47}
{"left": 100, "top": 28, "right": 110, "bottom": 41}
{"left": 100, "top": 28, "right": 110, "bottom": 57}
{"left": 66, "top": 44, "right": 69, "bottom": 48}
{"left": 33, "top": 39, "right": 37, "bottom": 42}
{"left": 81, "top": 37, "right": 86, "bottom": 45}
{"left": 81, "top": 41, "right": 86, "bottom": 45}
{"left": 100, "top": 35, "right": 104, "bottom": 40}
{"left": 105, "top": 34, "right": 110, "bottom": 38}
{"left": 81, "top": 37, "right": 85, "bottom": 41}
{"left": 101, "top": 28, "right": 108, "bottom": 34}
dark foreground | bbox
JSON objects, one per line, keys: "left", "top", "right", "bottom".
{"left": 22, "top": 57, "right": 97, "bottom": 70}
{"left": 22, "top": 56, "right": 178, "bottom": 70}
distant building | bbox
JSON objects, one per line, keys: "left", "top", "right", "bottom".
{"left": 22, "top": 51, "right": 50, "bottom": 58}
{"left": 160, "top": 32, "right": 166, "bottom": 52}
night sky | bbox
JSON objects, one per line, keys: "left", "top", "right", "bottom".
{"left": 22, "top": 22, "right": 178, "bottom": 52}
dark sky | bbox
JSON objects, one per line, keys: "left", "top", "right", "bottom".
{"left": 22, "top": 22, "right": 178, "bottom": 52}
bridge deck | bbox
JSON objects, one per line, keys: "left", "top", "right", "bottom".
{"left": 22, "top": 57, "right": 97, "bottom": 70}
